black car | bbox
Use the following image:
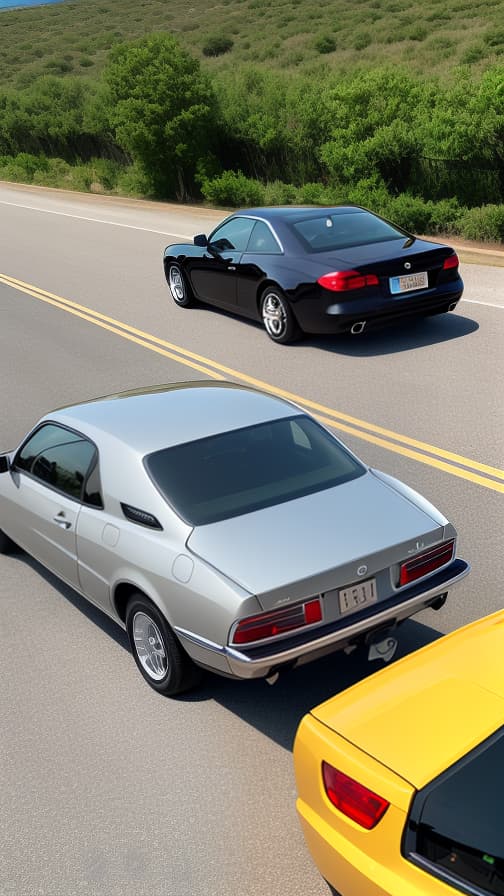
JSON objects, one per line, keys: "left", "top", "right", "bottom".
{"left": 163, "top": 206, "right": 464, "bottom": 344}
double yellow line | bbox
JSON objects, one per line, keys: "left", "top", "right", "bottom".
{"left": 1, "top": 271, "right": 503, "bottom": 494}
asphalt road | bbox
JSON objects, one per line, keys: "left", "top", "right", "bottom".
{"left": 0, "top": 183, "right": 503, "bottom": 896}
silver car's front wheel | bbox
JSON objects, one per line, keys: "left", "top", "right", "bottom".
{"left": 126, "top": 594, "right": 201, "bottom": 696}
{"left": 167, "top": 263, "right": 194, "bottom": 308}
{"left": 261, "top": 287, "right": 299, "bottom": 344}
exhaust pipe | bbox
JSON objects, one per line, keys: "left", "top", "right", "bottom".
{"left": 350, "top": 321, "right": 366, "bottom": 335}
{"left": 448, "top": 302, "right": 457, "bottom": 312}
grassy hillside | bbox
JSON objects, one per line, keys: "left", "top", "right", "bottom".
{"left": 1, "top": 0, "right": 504, "bottom": 87}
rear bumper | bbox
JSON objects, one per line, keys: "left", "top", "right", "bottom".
{"left": 177, "top": 559, "right": 470, "bottom": 680}
{"left": 293, "top": 281, "right": 464, "bottom": 335}
{"left": 296, "top": 800, "right": 451, "bottom": 896}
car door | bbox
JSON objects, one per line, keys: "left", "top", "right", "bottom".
{"left": 187, "top": 216, "right": 256, "bottom": 307}
{"left": 5, "top": 423, "right": 98, "bottom": 591}
{"left": 237, "top": 219, "right": 284, "bottom": 316}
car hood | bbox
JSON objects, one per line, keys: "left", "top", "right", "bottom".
{"left": 310, "top": 612, "right": 504, "bottom": 788}
{"left": 187, "top": 470, "right": 446, "bottom": 609}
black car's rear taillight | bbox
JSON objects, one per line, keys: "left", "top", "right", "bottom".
{"left": 318, "top": 271, "right": 380, "bottom": 291}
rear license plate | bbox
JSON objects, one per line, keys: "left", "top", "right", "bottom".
{"left": 389, "top": 271, "right": 428, "bottom": 295}
{"left": 338, "top": 578, "right": 377, "bottom": 616}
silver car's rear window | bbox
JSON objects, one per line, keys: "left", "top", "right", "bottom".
{"left": 145, "top": 414, "right": 365, "bottom": 525}
{"left": 292, "top": 210, "right": 406, "bottom": 253}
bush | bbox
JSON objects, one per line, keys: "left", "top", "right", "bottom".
{"left": 314, "top": 35, "right": 336, "bottom": 54}
{"left": 200, "top": 170, "right": 265, "bottom": 206}
{"left": 263, "top": 180, "right": 298, "bottom": 205}
{"left": 0, "top": 152, "right": 49, "bottom": 183}
{"left": 202, "top": 35, "right": 234, "bottom": 57}
{"left": 458, "top": 205, "right": 504, "bottom": 242}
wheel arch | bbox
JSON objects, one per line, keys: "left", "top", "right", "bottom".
{"left": 113, "top": 579, "right": 172, "bottom": 629}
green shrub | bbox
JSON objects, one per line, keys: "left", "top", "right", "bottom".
{"left": 263, "top": 180, "right": 298, "bottom": 205}
{"left": 202, "top": 35, "right": 234, "bottom": 57}
{"left": 314, "top": 35, "right": 336, "bottom": 54}
{"left": 0, "top": 152, "right": 48, "bottom": 183}
{"left": 458, "top": 205, "right": 504, "bottom": 242}
{"left": 353, "top": 31, "right": 372, "bottom": 50}
{"left": 200, "top": 170, "right": 265, "bottom": 206}
{"left": 382, "top": 193, "right": 435, "bottom": 233}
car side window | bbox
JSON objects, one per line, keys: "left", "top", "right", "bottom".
{"left": 209, "top": 217, "right": 255, "bottom": 253}
{"left": 15, "top": 423, "right": 101, "bottom": 504}
{"left": 246, "top": 221, "right": 282, "bottom": 254}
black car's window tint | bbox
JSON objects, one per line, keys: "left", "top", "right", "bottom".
{"left": 404, "top": 726, "right": 504, "bottom": 895}
{"left": 209, "top": 217, "right": 255, "bottom": 253}
{"left": 145, "top": 414, "right": 365, "bottom": 526}
{"left": 16, "top": 423, "right": 97, "bottom": 501}
{"left": 246, "top": 221, "right": 281, "bottom": 254}
{"left": 292, "top": 211, "right": 405, "bottom": 252}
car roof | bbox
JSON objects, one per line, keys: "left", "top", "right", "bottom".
{"left": 310, "top": 610, "right": 504, "bottom": 788}
{"left": 44, "top": 382, "right": 297, "bottom": 454}
{"left": 235, "top": 206, "right": 368, "bottom": 222}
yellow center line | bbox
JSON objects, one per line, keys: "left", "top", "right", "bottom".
{"left": 1, "top": 272, "right": 503, "bottom": 494}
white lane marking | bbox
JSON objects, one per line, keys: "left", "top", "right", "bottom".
{"left": 462, "top": 299, "right": 504, "bottom": 310}
{"left": 0, "top": 199, "right": 192, "bottom": 239}
{"left": 1, "top": 197, "right": 503, "bottom": 309}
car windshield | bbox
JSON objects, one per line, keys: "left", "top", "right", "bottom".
{"left": 144, "top": 414, "right": 365, "bottom": 525}
{"left": 406, "top": 726, "right": 504, "bottom": 895}
{"left": 291, "top": 210, "right": 407, "bottom": 253}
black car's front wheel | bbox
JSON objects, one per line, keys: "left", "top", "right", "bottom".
{"left": 261, "top": 287, "right": 300, "bottom": 344}
{"left": 167, "top": 263, "right": 194, "bottom": 308}
{"left": 126, "top": 594, "right": 201, "bottom": 696}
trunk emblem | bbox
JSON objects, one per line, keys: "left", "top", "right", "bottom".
{"left": 357, "top": 565, "right": 368, "bottom": 576}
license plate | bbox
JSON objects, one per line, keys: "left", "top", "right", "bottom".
{"left": 338, "top": 577, "right": 377, "bottom": 616}
{"left": 389, "top": 271, "right": 428, "bottom": 295}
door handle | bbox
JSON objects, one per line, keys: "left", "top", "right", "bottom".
{"left": 228, "top": 265, "right": 236, "bottom": 271}
{"left": 53, "top": 514, "right": 72, "bottom": 530}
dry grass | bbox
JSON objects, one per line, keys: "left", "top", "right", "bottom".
{"left": 1, "top": 0, "right": 503, "bottom": 86}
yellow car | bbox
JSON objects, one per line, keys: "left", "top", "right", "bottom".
{"left": 294, "top": 611, "right": 504, "bottom": 896}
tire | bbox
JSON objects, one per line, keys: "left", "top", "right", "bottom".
{"left": 126, "top": 594, "right": 202, "bottom": 696}
{"left": 260, "top": 286, "right": 300, "bottom": 344}
{"left": 166, "top": 263, "right": 194, "bottom": 308}
{"left": 0, "top": 529, "right": 17, "bottom": 554}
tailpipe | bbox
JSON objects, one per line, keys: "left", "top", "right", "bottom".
{"left": 350, "top": 321, "right": 366, "bottom": 335}
{"left": 448, "top": 302, "right": 457, "bottom": 312}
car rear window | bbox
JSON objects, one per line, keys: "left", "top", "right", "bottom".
{"left": 404, "top": 726, "right": 504, "bottom": 895}
{"left": 144, "top": 414, "right": 365, "bottom": 525}
{"left": 291, "top": 210, "right": 407, "bottom": 253}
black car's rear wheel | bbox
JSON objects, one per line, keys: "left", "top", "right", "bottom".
{"left": 167, "top": 263, "right": 194, "bottom": 308}
{"left": 126, "top": 594, "right": 201, "bottom": 696}
{"left": 261, "top": 287, "right": 300, "bottom": 344}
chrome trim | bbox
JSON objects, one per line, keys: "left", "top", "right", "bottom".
{"left": 223, "top": 561, "right": 470, "bottom": 679}
{"left": 173, "top": 627, "right": 227, "bottom": 655}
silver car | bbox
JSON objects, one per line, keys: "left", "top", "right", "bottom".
{"left": 0, "top": 382, "right": 470, "bottom": 696}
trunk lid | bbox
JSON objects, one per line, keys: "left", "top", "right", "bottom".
{"left": 311, "top": 613, "right": 504, "bottom": 788}
{"left": 187, "top": 471, "right": 444, "bottom": 609}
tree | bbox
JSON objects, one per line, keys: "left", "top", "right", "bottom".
{"left": 103, "top": 33, "right": 219, "bottom": 199}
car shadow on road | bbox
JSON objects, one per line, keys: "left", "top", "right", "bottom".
{"left": 305, "top": 312, "right": 479, "bottom": 357}
{"left": 183, "top": 303, "right": 478, "bottom": 357}
{"left": 196, "top": 616, "right": 445, "bottom": 751}
{"left": 19, "top": 552, "right": 444, "bottom": 752}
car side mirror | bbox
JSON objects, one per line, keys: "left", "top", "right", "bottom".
{"left": 0, "top": 455, "right": 10, "bottom": 473}
{"left": 194, "top": 234, "right": 208, "bottom": 247}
